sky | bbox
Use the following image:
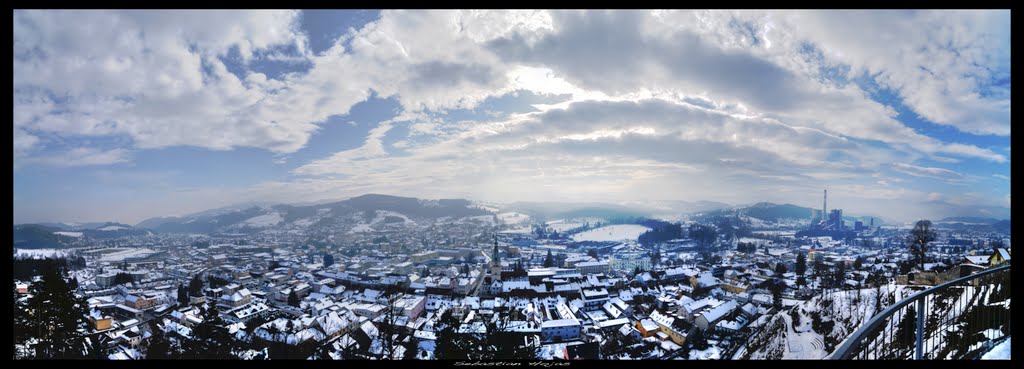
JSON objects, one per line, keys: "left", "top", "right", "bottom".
{"left": 12, "top": 10, "right": 1011, "bottom": 225}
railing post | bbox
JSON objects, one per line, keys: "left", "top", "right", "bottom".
{"left": 915, "top": 298, "right": 924, "bottom": 360}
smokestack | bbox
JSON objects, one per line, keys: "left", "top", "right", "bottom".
{"left": 823, "top": 189, "right": 827, "bottom": 223}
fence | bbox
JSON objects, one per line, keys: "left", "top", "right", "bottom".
{"left": 830, "top": 265, "right": 1010, "bottom": 360}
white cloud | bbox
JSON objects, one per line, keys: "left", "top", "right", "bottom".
{"left": 890, "top": 163, "right": 965, "bottom": 181}
{"left": 22, "top": 147, "right": 131, "bottom": 167}
{"left": 12, "top": 10, "right": 1010, "bottom": 223}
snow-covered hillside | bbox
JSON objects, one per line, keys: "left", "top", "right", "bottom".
{"left": 571, "top": 224, "right": 651, "bottom": 242}
{"left": 547, "top": 221, "right": 584, "bottom": 233}
{"left": 743, "top": 285, "right": 912, "bottom": 359}
{"left": 15, "top": 248, "right": 69, "bottom": 258}
{"left": 240, "top": 212, "right": 283, "bottom": 227}
{"left": 53, "top": 231, "right": 83, "bottom": 237}
{"left": 97, "top": 225, "right": 128, "bottom": 231}
{"left": 744, "top": 279, "right": 1010, "bottom": 360}
{"left": 496, "top": 212, "right": 530, "bottom": 224}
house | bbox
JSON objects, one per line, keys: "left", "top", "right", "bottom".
{"left": 690, "top": 272, "right": 720, "bottom": 290}
{"left": 989, "top": 248, "right": 1011, "bottom": 266}
{"left": 218, "top": 288, "right": 253, "bottom": 309}
{"left": 635, "top": 318, "right": 660, "bottom": 338}
{"left": 649, "top": 310, "right": 689, "bottom": 346}
{"left": 580, "top": 287, "right": 609, "bottom": 311}
{"left": 541, "top": 319, "right": 582, "bottom": 343}
{"left": 695, "top": 300, "right": 738, "bottom": 330}
{"left": 90, "top": 309, "right": 112, "bottom": 331}
{"left": 963, "top": 255, "right": 990, "bottom": 266}
{"left": 124, "top": 294, "right": 156, "bottom": 310}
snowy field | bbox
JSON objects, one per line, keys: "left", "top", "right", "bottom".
{"left": 98, "top": 248, "right": 158, "bottom": 262}
{"left": 982, "top": 337, "right": 1011, "bottom": 360}
{"left": 348, "top": 224, "right": 374, "bottom": 233}
{"left": 571, "top": 224, "right": 651, "bottom": 242}
{"left": 499, "top": 227, "right": 533, "bottom": 235}
{"left": 457, "top": 215, "right": 496, "bottom": 225}
{"left": 241, "top": 212, "right": 283, "bottom": 227}
{"left": 370, "top": 210, "right": 413, "bottom": 225}
{"left": 547, "top": 222, "right": 584, "bottom": 232}
{"left": 54, "top": 231, "right": 83, "bottom": 237}
{"left": 496, "top": 212, "right": 530, "bottom": 224}
{"left": 14, "top": 248, "right": 69, "bottom": 258}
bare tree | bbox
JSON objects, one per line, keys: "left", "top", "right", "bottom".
{"left": 378, "top": 285, "right": 403, "bottom": 359}
{"left": 906, "top": 220, "right": 937, "bottom": 271}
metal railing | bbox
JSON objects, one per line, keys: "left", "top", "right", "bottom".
{"left": 831, "top": 264, "right": 1011, "bottom": 360}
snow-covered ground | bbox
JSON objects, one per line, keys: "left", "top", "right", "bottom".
{"left": 291, "top": 217, "right": 318, "bottom": 227}
{"left": 548, "top": 222, "right": 584, "bottom": 232}
{"left": 498, "top": 227, "right": 533, "bottom": 235}
{"left": 982, "top": 337, "right": 1011, "bottom": 360}
{"left": 689, "top": 345, "right": 722, "bottom": 359}
{"left": 97, "top": 225, "right": 128, "bottom": 231}
{"left": 98, "top": 248, "right": 158, "bottom": 262}
{"left": 14, "top": 248, "right": 69, "bottom": 258}
{"left": 457, "top": 215, "right": 496, "bottom": 225}
{"left": 370, "top": 210, "right": 414, "bottom": 226}
{"left": 54, "top": 231, "right": 83, "bottom": 237}
{"left": 240, "top": 212, "right": 283, "bottom": 227}
{"left": 496, "top": 212, "right": 530, "bottom": 224}
{"left": 571, "top": 224, "right": 651, "bottom": 242}
{"left": 348, "top": 224, "right": 374, "bottom": 233}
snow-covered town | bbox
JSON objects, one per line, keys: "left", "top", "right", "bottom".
{"left": 12, "top": 8, "right": 1011, "bottom": 362}
{"left": 12, "top": 193, "right": 1012, "bottom": 360}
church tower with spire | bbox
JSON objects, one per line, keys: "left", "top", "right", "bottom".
{"left": 491, "top": 235, "right": 503, "bottom": 282}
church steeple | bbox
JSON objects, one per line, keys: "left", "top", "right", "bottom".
{"left": 492, "top": 235, "right": 500, "bottom": 264}
{"left": 490, "top": 234, "right": 503, "bottom": 282}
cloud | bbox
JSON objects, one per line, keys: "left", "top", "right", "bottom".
{"left": 772, "top": 10, "right": 1010, "bottom": 136}
{"left": 22, "top": 147, "right": 131, "bottom": 167}
{"left": 482, "top": 10, "right": 1006, "bottom": 163}
{"left": 890, "top": 163, "right": 965, "bottom": 181}
{"left": 992, "top": 174, "right": 1010, "bottom": 181}
{"left": 12, "top": 10, "right": 1011, "bottom": 223}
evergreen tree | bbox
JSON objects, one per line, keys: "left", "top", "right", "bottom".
{"left": 177, "top": 284, "right": 189, "bottom": 306}
{"left": 433, "top": 310, "right": 468, "bottom": 360}
{"left": 323, "top": 253, "right": 335, "bottom": 268}
{"left": 650, "top": 246, "right": 661, "bottom": 267}
{"left": 834, "top": 262, "right": 847, "bottom": 288}
{"left": 113, "top": 272, "right": 134, "bottom": 286}
{"left": 796, "top": 253, "right": 807, "bottom": 276}
{"left": 185, "top": 305, "right": 236, "bottom": 359}
{"left": 23, "top": 261, "right": 91, "bottom": 358}
{"left": 853, "top": 256, "right": 865, "bottom": 269}
{"left": 587, "top": 249, "right": 599, "bottom": 259}
{"left": 145, "top": 321, "right": 173, "bottom": 359}
{"left": 775, "top": 263, "right": 787, "bottom": 276}
{"left": 485, "top": 313, "right": 540, "bottom": 359}
{"left": 770, "top": 281, "right": 784, "bottom": 310}
{"left": 543, "top": 250, "right": 554, "bottom": 268}
{"left": 690, "top": 328, "right": 709, "bottom": 350}
{"left": 189, "top": 274, "right": 204, "bottom": 297}
{"left": 288, "top": 290, "right": 301, "bottom": 307}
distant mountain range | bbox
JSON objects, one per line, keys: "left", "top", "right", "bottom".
{"left": 131, "top": 194, "right": 493, "bottom": 234}
{"left": 935, "top": 216, "right": 1010, "bottom": 233}
{"left": 694, "top": 202, "right": 886, "bottom": 226}
{"left": 15, "top": 195, "right": 1010, "bottom": 248}
{"left": 13, "top": 222, "right": 154, "bottom": 249}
